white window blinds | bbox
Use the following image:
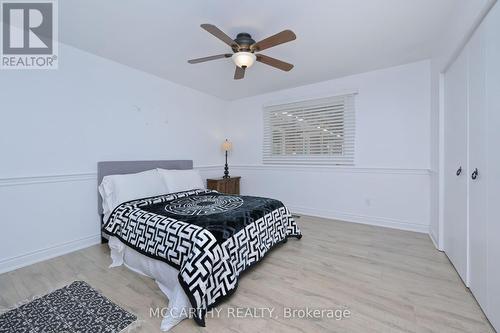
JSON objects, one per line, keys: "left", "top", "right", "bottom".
{"left": 263, "top": 94, "right": 356, "bottom": 165}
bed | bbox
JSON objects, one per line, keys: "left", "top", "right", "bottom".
{"left": 98, "top": 160, "right": 302, "bottom": 331}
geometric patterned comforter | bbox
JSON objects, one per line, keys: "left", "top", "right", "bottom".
{"left": 102, "top": 189, "right": 302, "bottom": 326}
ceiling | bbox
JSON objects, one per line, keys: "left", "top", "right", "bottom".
{"left": 59, "top": 0, "right": 457, "bottom": 100}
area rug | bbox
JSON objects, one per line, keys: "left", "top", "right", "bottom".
{"left": 0, "top": 281, "right": 137, "bottom": 333}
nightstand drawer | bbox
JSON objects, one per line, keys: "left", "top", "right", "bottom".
{"left": 207, "top": 177, "right": 240, "bottom": 195}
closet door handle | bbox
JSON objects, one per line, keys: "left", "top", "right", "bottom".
{"left": 456, "top": 166, "right": 462, "bottom": 176}
{"left": 471, "top": 168, "right": 479, "bottom": 180}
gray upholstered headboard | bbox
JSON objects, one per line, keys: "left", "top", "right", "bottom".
{"left": 97, "top": 160, "right": 193, "bottom": 216}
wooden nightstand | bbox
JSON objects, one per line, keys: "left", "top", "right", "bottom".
{"left": 207, "top": 177, "right": 241, "bottom": 195}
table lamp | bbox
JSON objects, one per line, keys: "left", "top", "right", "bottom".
{"left": 222, "top": 139, "right": 232, "bottom": 178}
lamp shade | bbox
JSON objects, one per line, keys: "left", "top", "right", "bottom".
{"left": 232, "top": 52, "right": 256, "bottom": 68}
{"left": 222, "top": 139, "right": 232, "bottom": 151}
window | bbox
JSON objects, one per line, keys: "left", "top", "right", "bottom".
{"left": 263, "top": 94, "right": 356, "bottom": 165}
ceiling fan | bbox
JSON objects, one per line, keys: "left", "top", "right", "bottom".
{"left": 188, "top": 24, "right": 296, "bottom": 80}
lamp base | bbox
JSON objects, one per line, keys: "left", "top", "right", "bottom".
{"left": 223, "top": 151, "right": 230, "bottom": 178}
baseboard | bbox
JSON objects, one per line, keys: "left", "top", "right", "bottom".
{"left": 289, "top": 205, "right": 428, "bottom": 234}
{"left": 429, "top": 230, "right": 442, "bottom": 251}
{"left": 0, "top": 234, "right": 101, "bottom": 274}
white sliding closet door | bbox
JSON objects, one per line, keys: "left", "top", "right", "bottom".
{"left": 443, "top": 4, "right": 500, "bottom": 329}
{"left": 443, "top": 51, "right": 468, "bottom": 283}
{"left": 467, "top": 23, "right": 488, "bottom": 309}
{"left": 484, "top": 3, "right": 500, "bottom": 329}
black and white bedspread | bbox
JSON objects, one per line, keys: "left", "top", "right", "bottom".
{"left": 102, "top": 189, "right": 302, "bottom": 326}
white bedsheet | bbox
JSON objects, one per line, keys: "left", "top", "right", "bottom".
{"left": 108, "top": 237, "right": 190, "bottom": 331}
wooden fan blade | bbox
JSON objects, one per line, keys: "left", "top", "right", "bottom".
{"left": 201, "top": 24, "right": 239, "bottom": 48}
{"left": 251, "top": 30, "right": 296, "bottom": 52}
{"left": 234, "top": 66, "right": 245, "bottom": 80}
{"left": 188, "top": 54, "right": 232, "bottom": 64}
{"left": 256, "top": 54, "right": 294, "bottom": 71}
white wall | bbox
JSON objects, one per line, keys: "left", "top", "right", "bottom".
{"left": 0, "top": 41, "right": 447, "bottom": 273}
{"left": 0, "top": 51, "right": 436, "bottom": 274}
{"left": 0, "top": 43, "right": 226, "bottom": 273}
{"left": 225, "top": 60, "right": 432, "bottom": 233}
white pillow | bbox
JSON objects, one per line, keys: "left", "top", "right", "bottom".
{"left": 157, "top": 169, "right": 205, "bottom": 193}
{"left": 99, "top": 169, "right": 167, "bottom": 221}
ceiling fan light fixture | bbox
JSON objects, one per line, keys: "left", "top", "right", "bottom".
{"left": 188, "top": 25, "right": 296, "bottom": 80}
{"left": 232, "top": 52, "right": 256, "bottom": 68}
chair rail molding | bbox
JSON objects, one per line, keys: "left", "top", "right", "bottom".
{"left": 0, "top": 165, "right": 224, "bottom": 187}
{"left": 0, "top": 173, "right": 97, "bottom": 187}
{"left": 0, "top": 164, "right": 430, "bottom": 187}
{"left": 231, "top": 164, "right": 431, "bottom": 175}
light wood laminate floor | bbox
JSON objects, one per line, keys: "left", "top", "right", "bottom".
{"left": 0, "top": 216, "right": 494, "bottom": 332}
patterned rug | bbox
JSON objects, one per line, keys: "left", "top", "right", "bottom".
{"left": 0, "top": 281, "right": 137, "bottom": 333}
